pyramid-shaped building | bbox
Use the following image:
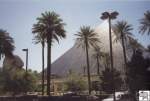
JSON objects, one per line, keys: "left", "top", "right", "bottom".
{"left": 51, "top": 21, "right": 132, "bottom": 76}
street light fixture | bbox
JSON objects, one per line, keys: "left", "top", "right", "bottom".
{"left": 100, "top": 11, "right": 119, "bottom": 101}
{"left": 22, "top": 48, "right": 28, "bottom": 73}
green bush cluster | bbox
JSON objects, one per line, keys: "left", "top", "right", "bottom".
{"left": 0, "top": 68, "right": 38, "bottom": 96}
{"left": 64, "top": 72, "right": 87, "bottom": 93}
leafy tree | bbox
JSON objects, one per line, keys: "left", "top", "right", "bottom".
{"left": 0, "top": 68, "right": 38, "bottom": 96}
{"left": 128, "top": 50, "right": 150, "bottom": 95}
{"left": 100, "top": 68, "right": 123, "bottom": 94}
{"left": 36, "top": 11, "right": 66, "bottom": 95}
{"left": 75, "top": 26, "right": 100, "bottom": 94}
{"left": 139, "top": 10, "right": 150, "bottom": 35}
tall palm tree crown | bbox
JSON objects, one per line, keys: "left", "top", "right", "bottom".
{"left": 36, "top": 11, "right": 66, "bottom": 96}
{"left": 113, "top": 21, "right": 133, "bottom": 43}
{"left": 32, "top": 23, "right": 46, "bottom": 45}
{"left": 37, "top": 11, "right": 66, "bottom": 43}
{"left": 0, "top": 29, "right": 14, "bottom": 60}
{"left": 75, "top": 26, "right": 100, "bottom": 49}
{"left": 139, "top": 10, "right": 150, "bottom": 35}
{"left": 75, "top": 26, "right": 100, "bottom": 94}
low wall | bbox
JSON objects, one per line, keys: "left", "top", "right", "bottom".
{"left": 0, "top": 96, "right": 90, "bottom": 101}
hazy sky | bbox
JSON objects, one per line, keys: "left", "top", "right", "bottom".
{"left": 0, "top": 0, "right": 150, "bottom": 72}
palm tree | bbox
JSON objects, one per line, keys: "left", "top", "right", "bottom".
{"left": 75, "top": 26, "right": 100, "bottom": 94}
{"left": 0, "top": 29, "right": 14, "bottom": 61}
{"left": 128, "top": 37, "right": 141, "bottom": 54}
{"left": 32, "top": 23, "right": 46, "bottom": 95}
{"left": 100, "top": 11, "right": 118, "bottom": 101}
{"left": 113, "top": 21, "right": 133, "bottom": 89}
{"left": 92, "top": 46, "right": 104, "bottom": 75}
{"left": 139, "top": 10, "right": 150, "bottom": 35}
{"left": 36, "top": 11, "right": 66, "bottom": 96}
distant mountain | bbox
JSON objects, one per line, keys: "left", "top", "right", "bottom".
{"left": 51, "top": 21, "right": 143, "bottom": 76}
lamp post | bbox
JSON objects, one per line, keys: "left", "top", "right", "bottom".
{"left": 100, "top": 11, "right": 119, "bottom": 101}
{"left": 22, "top": 48, "right": 28, "bottom": 73}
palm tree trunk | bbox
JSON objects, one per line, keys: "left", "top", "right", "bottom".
{"left": 42, "top": 42, "right": 45, "bottom": 96}
{"left": 96, "top": 55, "right": 100, "bottom": 75}
{"left": 108, "top": 17, "right": 116, "bottom": 101}
{"left": 47, "top": 35, "right": 51, "bottom": 96}
{"left": 83, "top": 66, "right": 86, "bottom": 76}
{"left": 121, "top": 34, "right": 128, "bottom": 89}
{"left": 85, "top": 38, "right": 91, "bottom": 95}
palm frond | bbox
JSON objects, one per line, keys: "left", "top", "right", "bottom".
{"left": 0, "top": 29, "right": 15, "bottom": 59}
{"left": 113, "top": 20, "right": 133, "bottom": 43}
{"left": 75, "top": 26, "right": 100, "bottom": 50}
{"left": 139, "top": 10, "right": 150, "bottom": 35}
{"left": 33, "top": 11, "right": 66, "bottom": 45}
